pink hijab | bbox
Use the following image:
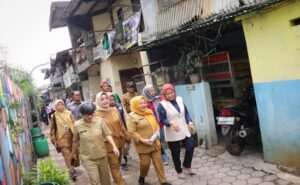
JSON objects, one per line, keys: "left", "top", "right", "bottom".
{"left": 162, "top": 84, "right": 176, "bottom": 101}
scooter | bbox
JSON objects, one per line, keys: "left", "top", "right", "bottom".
{"left": 217, "top": 86, "right": 260, "bottom": 156}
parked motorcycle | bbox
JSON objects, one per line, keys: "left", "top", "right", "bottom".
{"left": 217, "top": 86, "right": 260, "bottom": 156}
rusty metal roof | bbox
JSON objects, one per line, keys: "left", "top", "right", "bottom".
{"left": 129, "top": 0, "right": 284, "bottom": 52}
{"left": 60, "top": 0, "right": 109, "bottom": 20}
{"left": 49, "top": 1, "right": 70, "bottom": 30}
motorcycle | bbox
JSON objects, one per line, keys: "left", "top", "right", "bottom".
{"left": 217, "top": 86, "right": 260, "bottom": 156}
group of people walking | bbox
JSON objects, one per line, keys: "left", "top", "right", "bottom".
{"left": 49, "top": 81, "right": 197, "bottom": 185}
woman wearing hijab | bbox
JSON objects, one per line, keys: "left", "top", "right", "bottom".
{"left": 109, "top": 93, "right": 130, "bottom": 170}
{"left": 94, "top": 92, "right": 130, "bottom": 185}
{"left": 126, "top": 96, "right": 171, "bottom": 185}
{"left": 158, "top": 84, "right": 196, "bottom": 179}
{"left": 110, "top": 93, "right": 127, "bottom": 124}
{"left": 50, "top": 99, "right": 79, "bottom": 181}
{"left": 142, "top": 84, "right": 169, "bottom": 165}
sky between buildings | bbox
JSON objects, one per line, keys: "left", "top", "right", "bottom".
{"left": 0, "top": 0, "right": 71, "bottom": 88}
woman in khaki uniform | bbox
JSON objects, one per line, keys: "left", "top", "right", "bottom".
{"left": 94, "top": 92, "right": 130, "bottom": 185}
{"left": 50, "top": 100, "right": 79, "bottom": 181}
{"left": 126, "top": 96, "right": 171, "bottom": 185}
{"left": 71, "top": 102, "right": 120, "bottom": 185}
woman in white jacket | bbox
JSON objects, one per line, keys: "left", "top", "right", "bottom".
{"left": 158, "top": 84, "right": 196, "bottom": 179}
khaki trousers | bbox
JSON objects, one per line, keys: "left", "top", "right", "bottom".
{"left": 107, "top": 148, "right": 126, "bottom": 185}
{"left": 58, "top": 131, "right": 80, "bottom": 171}
{"left": 139, "top": 149, "right": 167, "bottom": 183}
{"left": 82, "top": 157, "right": 111, "bottom": 185}
{"left": 61, "top": 147, "right": 80, "bottom": 171}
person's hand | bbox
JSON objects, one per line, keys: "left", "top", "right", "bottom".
{"left": 170, "top": 123, "right": 180, "bottom": 132}
{"left": 124, "top": 141, "right": 130, "bottom": 149}
{"left": 188, "top": 123, "right": 196, "bottom": 134}
{"left": 156, "top": 130, "right": 160, "bottom": 138}
{"left": 140, "top": 138, "right": 152, "bottom": 146}
{"left": 113, "top": 147, "right": 120, "bottom": 157}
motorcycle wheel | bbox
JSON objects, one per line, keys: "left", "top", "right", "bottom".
{"left": 225, "top": 126, "right": 246, "bottom": 156}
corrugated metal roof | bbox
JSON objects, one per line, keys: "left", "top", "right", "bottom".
{"left": 49, "top": 1, "right": 70, "bottom": 30}
{"left": 60, "top": 0, "right": 109, "bottom": 20}
{"left": 130, "top": 0, "right": 283, "bottom": 52}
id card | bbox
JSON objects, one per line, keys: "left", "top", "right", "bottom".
{"left": 64, "top": 125, "right": 69, "bottom": 132}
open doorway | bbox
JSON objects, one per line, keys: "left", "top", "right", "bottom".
{"left": 200, "top": 24, "right": 261, "bottom": 162}
{"left": 119, "top": 68, "right": 145, "bottom": 94}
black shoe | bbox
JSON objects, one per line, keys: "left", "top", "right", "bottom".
{"left": 138, "top": 176, "right": 145, "bottom": 185}
{"left": 121, "top": 163, "right": 129, "bottom": 171}
{"left": 69, "top": 170, "right": 77, "bottom": 181}
{"left": 123, "top": 156, "right": 128, "bottom": 163}
{"left": 161, "top": 183, "right": 172, "bottom": 185}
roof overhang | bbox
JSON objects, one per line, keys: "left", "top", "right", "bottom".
{"left": 60, "top": 0, "right": 111, "bottom": 21}
{"left": 49, "top": 1, "right": 70, "bottom": 30}
{"left": 129, "top": 0, "right": 284, "bottom": 53}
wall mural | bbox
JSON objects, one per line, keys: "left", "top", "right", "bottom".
{"left": 0, "top": 73, "right": 33, "bottom": 185}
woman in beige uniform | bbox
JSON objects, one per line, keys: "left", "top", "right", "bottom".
{"left": 50, "top": 99, "right": 79, "bottom": 181}
{"left": 94, "top": 92, "right": 130, "bottom": 185}
{"left": 126, "top": 96, "right": 171, "bottom": 185}
{"left": 72, "top": 102, "right": 120, "bottom": 185}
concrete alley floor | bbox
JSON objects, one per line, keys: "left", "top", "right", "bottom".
{"left": 40, "top": 124, "right": 299, "bottom": 185}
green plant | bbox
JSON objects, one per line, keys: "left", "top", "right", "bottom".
{"left": 178, "top": 48, "right": 202, "bottom": 75}
{"left": 23, "top": 159, "right": 71, "bottom": 185}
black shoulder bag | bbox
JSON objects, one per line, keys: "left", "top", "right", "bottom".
{"left": 52, "top": 114, "right": 61, "bottom": 153}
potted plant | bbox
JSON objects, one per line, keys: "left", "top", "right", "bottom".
{"left": 23, "top": 159, "right": 70, "bottom": 185}
{"left": 178, "top": 49, "right": 202, "bottom": 84}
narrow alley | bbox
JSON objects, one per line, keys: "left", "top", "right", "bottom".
{"left": 41, "top": 124, "right": 297, "bottom": 185}
{"left": 0, "top": 0, "right": 300, "bottom": 185}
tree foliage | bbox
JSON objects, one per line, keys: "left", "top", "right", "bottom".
{"left": 5, "top": 66, "right": 43, "bottom": 112}
{"left": 5, "top": 66, "right": 38, "bottom": 96}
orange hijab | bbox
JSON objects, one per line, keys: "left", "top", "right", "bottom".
{"left": 130, "top": 96, "right": 160, "bottom": 146}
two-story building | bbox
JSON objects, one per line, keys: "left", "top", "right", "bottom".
{"left": 50, "top": 0, "right": 153, "bottom": 99}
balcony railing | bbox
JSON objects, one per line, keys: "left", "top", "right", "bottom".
{"left": 154, "top": 0, "right": 242, "bottom": 35}
{"left": 156, "top": 0, "right": 203, "bottom": 34}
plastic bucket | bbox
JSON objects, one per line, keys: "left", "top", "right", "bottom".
{"left": 33, "top": 138, "right": 49, "bottom": 158}
{"left": 31, "top": 127, "right": 42, "bottom": 137}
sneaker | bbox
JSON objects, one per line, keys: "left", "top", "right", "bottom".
{"left": 121, "top": 163, "right": 129, "bottom": 171}
{"left": 161, "top": 182, "right": 172, "bottom": 185}
{"left": 177, "top": 173, "right": 185, "bottom": 179}
{"left": 163, "top": 161, "right": 169, "bottom": 165}
{"left": 183, "top": 168, "right": 196, "bottom": 176}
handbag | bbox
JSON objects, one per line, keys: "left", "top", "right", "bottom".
{"left": 52, "top": 114, "right": 61, "bottom": 153}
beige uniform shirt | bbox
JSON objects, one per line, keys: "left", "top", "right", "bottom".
{"left": 94, "top": 108, "right": 126, "bottom": 152}
{"left": 126, "top": 112, "right": 160, "bottom": 154}
{"left": 122, "top": 92, "right": 138, "bottom": 113}
{"left": 73, "top": 117, "right": 112, "bottom": 160}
